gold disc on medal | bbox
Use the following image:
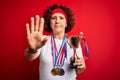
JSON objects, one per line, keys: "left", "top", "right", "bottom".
{"left": 51, "top": 67, "right": 59, "bottom": 76}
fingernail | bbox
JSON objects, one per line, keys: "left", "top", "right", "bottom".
{"left": 31, "top": 17, "right": 34, "bottom": 20}
{"left": 26, "top": 23, "right": 29, "bottom": 26}
{"left": 36, "top": 15, "right": 39, "bottom": 17}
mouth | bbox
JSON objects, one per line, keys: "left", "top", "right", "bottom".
{"left": 55, "top": 25, "right": 60, "bottom": 27}
{"left": 54, "top": 25, "right": 61, "bottom": 29}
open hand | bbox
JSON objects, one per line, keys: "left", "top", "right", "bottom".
{"left": 26, "top": 15, "right": 48, "bottom": 50}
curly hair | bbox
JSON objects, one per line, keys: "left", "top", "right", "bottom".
{"left": 43, "top": 4, "right": 75, "bottom": 33}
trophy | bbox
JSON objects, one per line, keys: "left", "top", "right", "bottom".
{"left": 69, "top": 36, "right": 79, "bottom": 69}
{"left": 69, "top": 32, "right": 84, "bottom": 69}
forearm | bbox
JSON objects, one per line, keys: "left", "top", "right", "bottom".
{"left": 24, "top": 48, "right": 40, "bottom": 61}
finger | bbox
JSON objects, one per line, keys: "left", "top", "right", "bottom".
{"left": 74, "top": 58, "right": 84, "bottom": 65}
{"left": 26, "top": 23, "right": 30, "bottom": 36}
{"left": 76, "top": 58, "right": 84, "bottom": 63}
{"left": 35, "top": 15, "right": 39, "bottom": 31}
{"left": 70, "top": 55, "right": 75, "bottom": 61}
{"left": 31, "top": 17, "right": 34, "bottom": 33}
{"left": 75, "top": 54, "right": 81, "bottom": 59}
{"left": 77, "top": 63, "right": 86, "bottom": 69}
{"left": 77, "top": 65, "right": 84, "bottom": 69}
{"left": 41, "top": 37, "right": 48, "bottom": 46}
{"left": 39, "top": 17, "right": 44, "bottom": 34}
{"left": 74, "top": 62, "right": 82, "bottom": 66}
{"left": 75, "top": 59, "right": 80, "bottom": 63}
{"left": 74, "top": 61, "right": 83, "bottom": 66}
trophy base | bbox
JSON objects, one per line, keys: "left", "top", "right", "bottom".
{"left": 69, "top": 60, "right": 77, "bottom": 69}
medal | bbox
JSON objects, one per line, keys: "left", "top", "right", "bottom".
{"left": 58, "top": 68, "right": 65, "bottom": 76}
{"left": 51, "top": 35, "right": 67, "bottom": 76}
{"left": 51, "top": 67, "right": 59, "bottom": 76}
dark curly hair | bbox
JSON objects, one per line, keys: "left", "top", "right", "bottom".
{"left": 43, "top": 4, "right": 75, "bottom": 33}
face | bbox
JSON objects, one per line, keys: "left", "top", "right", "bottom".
{"left": 50, "top": 13, "right": 67, "bottom": 34}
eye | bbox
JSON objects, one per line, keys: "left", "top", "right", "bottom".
{"left": 60, "top": 16, "right": 64, "bottom": 19}
{"left": 51, "top": 17, "right": 56, "bottom": 20}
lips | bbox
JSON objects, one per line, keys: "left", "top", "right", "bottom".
{"left": 55, "top": 26, "right": 61, "bottom": 28}
{"left": 55, "top": 24, "right": 60, "bottom": 27}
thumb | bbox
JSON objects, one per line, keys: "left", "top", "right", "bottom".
{"left": 41, "top": 37, "right": 48, "bottom": 46}
{"left": 75, "top": 54, "right": 80, "bottom": 59}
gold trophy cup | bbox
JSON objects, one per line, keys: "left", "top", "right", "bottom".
{"left": 69, "top": 32, "right": 84, "bottom": 69}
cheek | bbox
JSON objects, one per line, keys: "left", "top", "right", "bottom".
{"left": 64, "top": 22, "right": 67, "bottom": 28}
{"left": 63, "top": 20, "right": 67, "bottom": 26}
{"left": 50, "top": 25, "right": 53, "bottom": 30}
{"left": 50, "top": 21, "right": 54, "bottom": 27}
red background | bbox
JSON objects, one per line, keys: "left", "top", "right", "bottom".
{"left": 0, "top": 0, "right": 120, "bottom": 80}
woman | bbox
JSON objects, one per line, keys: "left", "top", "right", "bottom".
{"left": 24, "top": 4, "right": 86, "bottom": 80}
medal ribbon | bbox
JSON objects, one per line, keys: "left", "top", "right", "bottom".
{"left": 51, "top": 35, "right": 67, "bottom": 67}
{"left": 84, "top": 39, "right": 89, "bottom": 57}
{"left": 80, "top": 38, "right": 89, "bottom": 59}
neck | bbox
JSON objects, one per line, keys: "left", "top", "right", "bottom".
{"left": 53, "top": 32, "right": 65, "bottom": 39}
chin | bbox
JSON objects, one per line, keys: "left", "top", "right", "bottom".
{"left": 54, "top": 31, "right": 62, "bottom": 34}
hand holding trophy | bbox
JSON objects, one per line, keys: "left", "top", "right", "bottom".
{"left": 69, "top": 32, "right": 85, "bottom": 69}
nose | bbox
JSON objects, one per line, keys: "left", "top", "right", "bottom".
{"left": 55, "top": 18, "right": 60, "bottom": 23}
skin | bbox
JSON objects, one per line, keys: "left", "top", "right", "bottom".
{"left": 50, "top": 13, "right": 67, "bottom": 39}
{"left": 24, "top": 14, "right": 86, "bottom": 74}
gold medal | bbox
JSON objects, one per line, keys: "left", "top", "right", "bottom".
{"left": 51, "top": 35, "right": 67, "bottom": 76}
{"left": 51, "top": 67, "right": 59, "bottom": 76}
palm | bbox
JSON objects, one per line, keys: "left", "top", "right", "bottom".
{"left": 27, "top": 31, "right": 43, "bottom": 50}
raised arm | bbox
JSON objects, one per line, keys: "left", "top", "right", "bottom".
{"left": 24, "top": 15, "right": 48, "bottom": 61}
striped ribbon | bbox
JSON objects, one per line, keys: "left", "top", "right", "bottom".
{"left": 51, "top": 35, "right": 67, "bottom": 67}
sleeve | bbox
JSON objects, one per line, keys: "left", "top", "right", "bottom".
{"left": 37, "top": 48, "right": 42, "bottom": 55}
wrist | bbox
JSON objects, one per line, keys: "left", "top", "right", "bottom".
{"left": 27, "top": 47, "right": 37, "bottom": 53}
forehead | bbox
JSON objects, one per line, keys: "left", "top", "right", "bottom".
{"left": 51, "top": 13, "right": 65, "bottom": 17}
